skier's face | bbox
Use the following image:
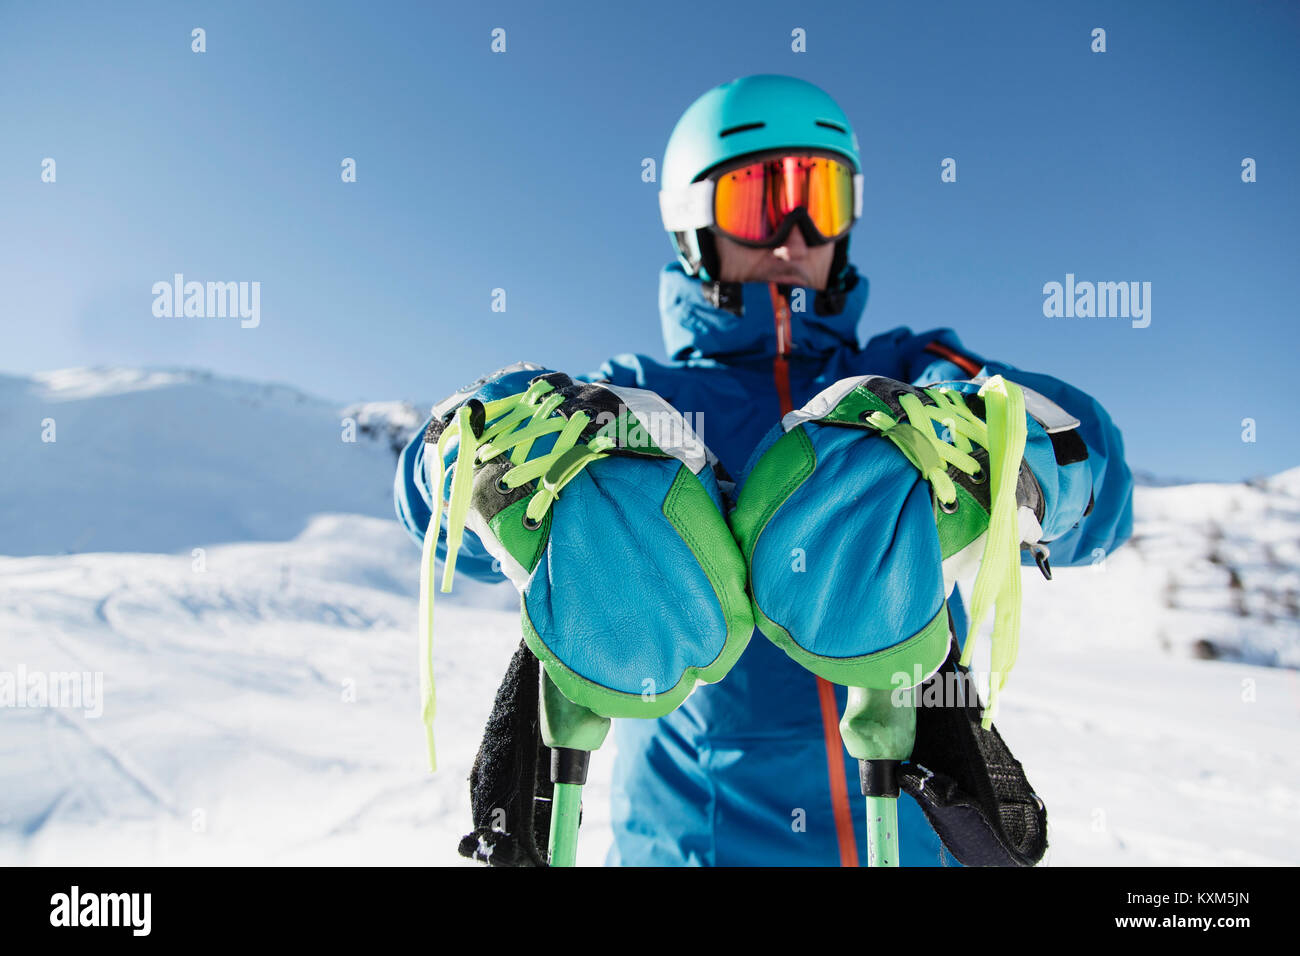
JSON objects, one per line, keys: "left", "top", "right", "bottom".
{"left": 714, "top": 226, "right": 835, "bottom": 290}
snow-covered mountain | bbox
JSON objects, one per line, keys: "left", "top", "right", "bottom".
{"left": 0, "top": 368, "right": 420, "bottom": 556}
{"left": 1, "top": 367, "right": 1296, "bottom": 866}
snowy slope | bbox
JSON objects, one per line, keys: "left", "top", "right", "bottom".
{"left": 0, "top": 515, "right": 582, "bottom": 866}
{"left": 1, "top": 367, "right": 1296, "bottom": 866}
{"left": 1016, "top": 471, "right": 1300, "bottom": 669}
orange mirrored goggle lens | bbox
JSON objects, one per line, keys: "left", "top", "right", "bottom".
{"left": 712, "top": 154, "right": 856, "bottom": 245}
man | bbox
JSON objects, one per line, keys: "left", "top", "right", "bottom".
{"left": 396, "top": 74, "right": 1133, "bottom": 866}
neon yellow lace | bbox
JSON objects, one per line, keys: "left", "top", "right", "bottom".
{"left": 862, "top": 375, "right": 1028, "bottom": 728}
{"left": 418, "top": 379, "right": 616, "bottom": 769}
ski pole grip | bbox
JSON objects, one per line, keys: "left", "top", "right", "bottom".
{"left": 839, "top": 685, "right": 916, "bottom": 762}
{"left": 539, "top": 663, "right": 611, "bottom": 753}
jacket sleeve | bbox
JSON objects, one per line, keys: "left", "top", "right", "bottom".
{"left": 903, "top": 328, "right": 1134, "bottom": 569}
{"left": 578, "top": 352, "right": 648, "bottom": 387}
{"left": 393, "top": 417, "right": 503, "bottom": 582}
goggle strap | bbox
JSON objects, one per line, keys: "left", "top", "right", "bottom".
{"left": 659, "top": 178, "right": 715, "bottom": 231}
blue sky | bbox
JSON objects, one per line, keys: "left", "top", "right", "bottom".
{"left": 1, "top": 0, "right": 1297, "bottom": 481}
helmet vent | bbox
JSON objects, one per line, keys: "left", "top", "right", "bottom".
{"left": 718, "top": 122, "right": 765, "bottom": 138}
{"left": 815, "top": 120, "right": 846, "bottom": 134}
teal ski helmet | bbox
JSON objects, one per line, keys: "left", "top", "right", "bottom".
{"left": 660, "top": 74, "right": 863, "bottom": 290}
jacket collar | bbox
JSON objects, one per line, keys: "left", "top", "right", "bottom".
{"left": 658, "top": 261, "right": 870, "bottom": 362}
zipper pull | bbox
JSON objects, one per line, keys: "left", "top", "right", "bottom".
{"left": 1029, "top": 543, "right": 1052, "bottom": 580}
{"left": 769, "top": 282, "right": 791, "bottom": 357}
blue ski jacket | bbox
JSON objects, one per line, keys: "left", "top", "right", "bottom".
{"left": 395, "top": 261, "right": 1134, "bottom": 866}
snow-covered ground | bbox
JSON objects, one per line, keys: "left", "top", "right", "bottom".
{"left": 1, "top": 368, "right": 1296, "bottom": 865}
{"left": 0, "top": 515, "right": 583, "bottom": 866}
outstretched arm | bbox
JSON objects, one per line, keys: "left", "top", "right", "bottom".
{"left": 904, "top": 329, "right": 1134, "bottom": 569}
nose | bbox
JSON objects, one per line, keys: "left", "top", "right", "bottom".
{"left": 774, "top": 225, "right": 808, "bottom": 259}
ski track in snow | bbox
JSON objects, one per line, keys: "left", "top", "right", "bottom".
{"left": 0, "top": 368, "right": 1296, "bottom": 866}
{"left": 0, "top": 515, "right": 592, "bottom": 865}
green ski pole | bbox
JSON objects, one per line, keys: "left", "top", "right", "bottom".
{"left": 538, "top": 662, "right": 611, "bottom": 867}
{"left": 840, "top": 684, "right": 917, "bottom": 867}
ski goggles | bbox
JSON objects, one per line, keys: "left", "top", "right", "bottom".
{"left": 660, "top": 151, "right": 863, "bottom": 247}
